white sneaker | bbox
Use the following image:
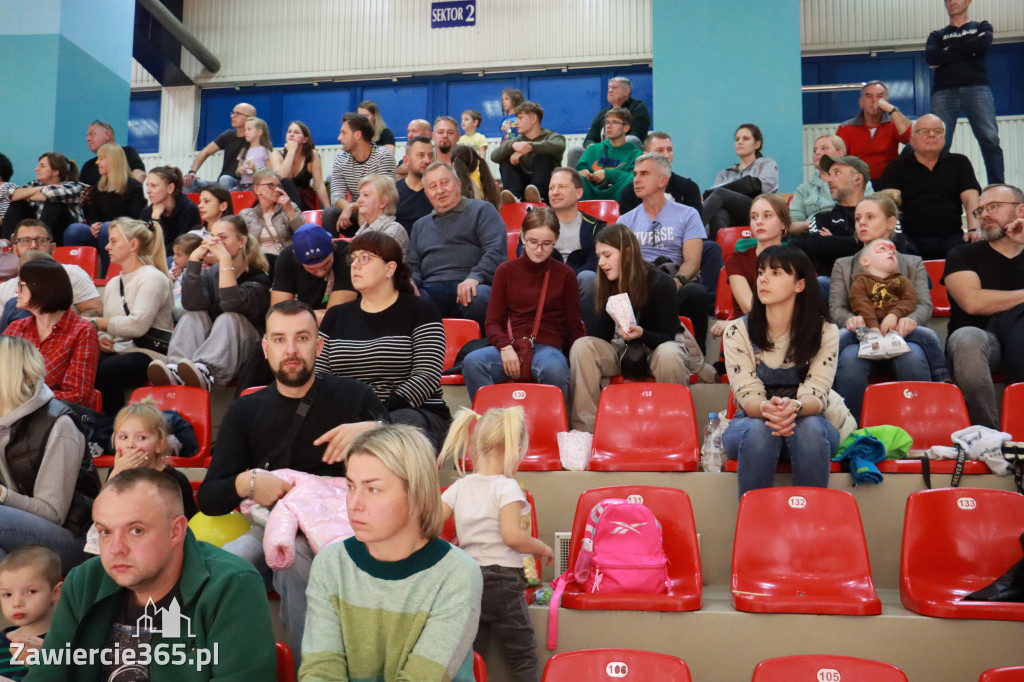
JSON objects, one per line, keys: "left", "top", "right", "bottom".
{"left": 177, "top": 359, "right": 214, "bottom": 391}
{"left": 148, "top": 360, "right": 181, "bottom": 386}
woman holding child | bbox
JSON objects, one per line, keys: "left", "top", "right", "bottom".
{"left": 722, "top": 245, "right": 856, "bottom": 497}
{"left": 828, "top": 193, "right": 941, "bottom": 422}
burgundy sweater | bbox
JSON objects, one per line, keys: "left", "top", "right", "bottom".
{"left": 484, "top": 256, "right": 585, "bottom": 352}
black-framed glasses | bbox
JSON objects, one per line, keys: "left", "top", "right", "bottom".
{"left": 15, "top": 237, "right": 52, "bottom": 247}
{"left": 972, "top": 201, "right": 1022, "bottom": 220}
{"left": 650, "top": 221, "right": 662, "bottom": 248}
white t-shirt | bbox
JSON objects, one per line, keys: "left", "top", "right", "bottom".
{"left": 0, "top": 263, "right": 99, "bottom": 306}
{"left": 441, "top": 474, "right": 528, "bottom": 568}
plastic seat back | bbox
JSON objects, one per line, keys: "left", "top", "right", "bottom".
{"left": 578, "top": 200, "right": 621, "bottom": 224}
{"left": 239, "top": 385, "right": 266, "bottom": 397}
{"left": 471, "top": 383, "right": 566, "bottom": 470}
{"left": 732, "top": 487, "right": 881, "bottom": 615}
{"left": 473, "top": 651, "right": 487, "bottom": 681}
{"left": 590, "top": 383, "right": 700, "bottom": 471}
{"left": 301, "top": 210, "right": 322, "bottom": 225}
{"left": 53, "top": 246, "right": 98, "bottom": 278}
{"left": 715, "top": 226, "right": 751, "bottom": 261}
{"left": 542, "top": 648, "right": 691, "bottom": 681}
{"left": 185, "top": 193, "right": 201, "bottom": 206}
{"left": 752, "top": 655, "right": 908, "bottom": 681}
{"left": 900, "top": 488, "right": 1024, "bottom": 620}
{"left": 94, "top": 263, "right": 122, "bottom": 287}
{"left": 499, "top": 202, "right": 546, "bottom": 231}
{"left": 560, "top": 486, "right": 701, "bottom": 611}
{"left": 1000, "top": 383, "right": 1024, "bottom": 441}
{"left": 861, "top": 381, "right": 970, "bottom": 450}
{"left": 440, "top": 318, "right": 481, "bottom": 386}
{"left": 714, "top": 267, "right": 735, "bottom": 320}
{"left": 129, "top": 386, "right": 212, "bottom": 467}
{"left": 980, "top": 666, "right": 1024, "bottom": 682}
{"left": 924, "top": 259, "right": 950, "bottom": 317}
{"left": 506, "top": 232, "right": 519, "bottom": 260}
{"left": 230, "top": 190, "right": 257, "bottom": 212}
{"left": 275, "top": 641, "right": 296, "bottom": 682}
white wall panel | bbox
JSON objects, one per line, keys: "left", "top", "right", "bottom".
{"left": 172, "top": 0, "right": 651, "bottom": 86}
{"left": 802, "top": 0, "right": 1024, "bottom": 54}
{"left": 131, "top": 59, "right": 160, "bottom": 89}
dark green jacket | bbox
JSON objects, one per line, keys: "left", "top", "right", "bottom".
{"left": 26, "top": 530, "right": 276, "bottom": 682}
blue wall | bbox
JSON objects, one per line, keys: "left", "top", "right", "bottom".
{"left": 651, "top": 0, "right": 804, "bottom": 193}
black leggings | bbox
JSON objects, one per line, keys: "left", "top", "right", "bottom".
{"left": 701, "top": 188, "right": 754, "bottom": 240}
{"left": 2, "top": 201, "right": 77, "bottom": 244}
{"left": 96, "top": 351, "right": 152, "bottom": 415}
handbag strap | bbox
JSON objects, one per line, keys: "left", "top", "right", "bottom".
{"left": 508, "top": 266, "right": 551, "bottom": 345}
{"left": 262, "top": 379, "right": 319, "bottom": 470}
{"left": 119, "top": 277, "right": 131, "bottom": 316}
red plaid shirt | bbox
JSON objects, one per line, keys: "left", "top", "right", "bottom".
{"left": 4, "top": 310, "right": 101, "bottom": 410}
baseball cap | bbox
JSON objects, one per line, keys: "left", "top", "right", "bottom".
{"left": 293, "top": 224, "right": 334, "bottom": 265}
{"left": 819, "top": 154, "right": 870, "bottom": 184}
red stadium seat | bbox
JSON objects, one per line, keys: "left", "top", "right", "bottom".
{"left": 473, "top": 651, "right": 487, "bottom": 682}
{"left": 715, "top": 226, "right": 751, "bottom": 262}
{"left": 94, "top": 263, "right": 121, "bottom": 287}
{"left": 507, "top": 232, "right": 519, "bottom": 260}
{"left": 559, "top": 486, "right": 701, "bottom": 611}
{"left": 731, "top": 487, "right": 881, "bottom": 615}
{"left": 301, "top": 210, "right": 322, "bottom": 225}
{"left": 471, "top": 383, "right": 566, "bottom": 471}
{"left": 93, "top": 386, "right": 212, "bottom": 468}
{"left": 578, "top": 200, "right": 621, "bottom": 225}
{"left": 230, "top": 190, "right": 257, "bottom": 212}
{"left": 542, "top": 648, "right": 692, "bottom": 681}
{"left": 275, "top": 641, "right": 296, "bottom": 682}
{"left": 440, "top": 318, "right": 481, "bottom": 386}
{"left": 714, "top": 268, "right": 735, "bottom": 320}
{"left": 900, "top": 488, "right": 1024, "bottom": 620}
{"left": 499, "top": 202, "right": 546, "bottom": 232}
{"left": 185, "top": 192, "right": 201, "bottom": 206}
{"left": 239, "top": 385, "right": 266, "bottom": 397}
{"left": 1000, "top": 383, "right": 1024, "bottom": 441}
{"left": 53, "top": 246, "right": 98, "bottom": 278}
{"left": 861, "top": 381, "right": 988, "bottom": 474}
{"left": 590, "top": 383, "right": 700, "bottom": 471}
{"left": 980, "top": 666, "right": 1024, "bottom": 682}
{"left": 924, "top": 259, "right": 950, "bottom": 317}
{"left": 751, "top": 655, "right": 908, "bottom": 682}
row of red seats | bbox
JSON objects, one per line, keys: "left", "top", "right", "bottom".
{"left": 553, "top": 484, "right": 1024, "bottom": 622}
{"left": 184, "top": 191, "right": 256, "bottom": 214}
{"left": 541, "top": 649, "right": 1022, "bottom": 681}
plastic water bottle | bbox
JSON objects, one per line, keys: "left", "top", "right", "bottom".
{"left": 701, "top": 412, "right": 725, "bottom": 472}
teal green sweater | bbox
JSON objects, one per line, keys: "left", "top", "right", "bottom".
{"left": 300, "top": 537, "right": 482, "bottom": 682}
{"left": 576, "top": 140, "right": 642, "bottom": 200}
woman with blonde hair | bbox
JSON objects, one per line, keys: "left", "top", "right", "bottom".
{"left": 64, "top": 143, "right": 147, "bottom": 275}
{"left": 301, "top": 424, "right": 483, "bottom": 681}
{"left": 148, "top": 215, "right": 270, "bottom": 391}
{"left": 0, "top": 336, "right": 91, "bottom": 571}
{"left": 354, "top": 174, "right": 408, "bottom": 255}
{"left": 93, "top": 217, "right": 174, "bottom": 415}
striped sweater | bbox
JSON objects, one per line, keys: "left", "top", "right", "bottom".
{"left": 314, "top": 293, "right": 450, "bottom": 418}
{"left": 300, "top": 537, "right": 482, "bottom": 682}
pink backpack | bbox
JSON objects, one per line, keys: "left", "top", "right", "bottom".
{"left": 547, "top": 498, "right": 669, "bottom": 649}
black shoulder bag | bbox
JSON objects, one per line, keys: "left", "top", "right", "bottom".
{"left": 119, "top": 278, "right": 173, "bottom": 354}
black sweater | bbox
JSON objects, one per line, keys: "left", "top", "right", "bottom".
{"left": 84, "top": 178, "right": 146, "bottom": 223}
{"left": 592, "top": 268, "right": 680, "bottom": 350}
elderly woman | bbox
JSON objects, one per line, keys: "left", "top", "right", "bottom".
{"left": 93, "top": 218, "right": 174, "bottom": 415}
{"left": 3, "top": 257, "right": 100, "bottom": 410}
{"left": 829, "top": 193, "right": 936, "bottom": 422}
{"left": 354, "top": 174, "right": 408, "bottom": 256}
{"left": 315, "top": 231, "right": 450, "bottom": 447}
{"left": 0, "top": 337, "right": 92, "bottom": 570}
{"left": 301, "top": 424, "right": 482, "bottom": 681}
{"left": 239, "top": 168, "right": 303, "bottom": 261}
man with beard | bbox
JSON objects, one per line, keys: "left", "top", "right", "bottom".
{"left": 395, "top": 136, "right": 435, "bottom": 233}
{"left": 432, "top": 115, "right": 459, "bottom": 166}
{"left": 944, "top": 183, "right": 1024, "bottom": 427}
{"left": 197, "top": 299, "right": 385, "bottom": 664}
{"left": 324, "top": 112, "right": 396, "bottom": 235}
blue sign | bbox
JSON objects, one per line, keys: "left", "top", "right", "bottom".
{"left": 430, "top": 0, "right": 476, "bottom": 28}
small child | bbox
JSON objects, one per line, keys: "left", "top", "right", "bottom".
{"left": 237, "top": 117, "right": 273, "bottom": 189}
{"left": 499, "top": 88, "right": 524, "bottom": 144}
{"left": 438, "top": 406, "right": 553, "bottom": 682}
{"left": 170, "top": 232, "right": 203, "bottom": 321}
{"left": 459, "top": 110, "right": 488, "bottom": 160}
{"left": 843, "top": 238, "right": 949, "bottom": 381}
{"left": 0, "top": 546, "right": 62, "bottom": 680}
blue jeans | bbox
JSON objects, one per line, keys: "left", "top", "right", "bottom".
{"left": 577, "top": 270, "right": 599, "bottom": 335}
{"left": 931, "top": 85, "right": 1004, "bottom": 184}
{"left": 837, "top": 326, "right": 949, "bottom": 383}
{"left": 463, "top": 343, "right": 570, "bottom": 401}
{"left": 185, "top": 174, "right": 240, "bottom": 193}
{"left": 722, "top": 413, "right": 839, "bottom": 499}
{"left": 0, "top": 505, "right": 87, "bottom": 573}
{"left": 419, "top": 281, "right": 491, "bottom": 331}
{"left": 817, "top": 275, "right": 831, "bottom": 304}
{"left": 64, "top": 221, "right": 111, "bottom": 275}
{"left": 833, "top": 330, "right": 931, "bottom": 424}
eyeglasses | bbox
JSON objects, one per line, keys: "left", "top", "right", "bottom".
{"left": 15, "top": 282, "right": 26, "bottom": 292}
{"left": 651, "top": 221, "right": 662, "bottom": 249}
{"left": 346, "top": 252, "right": 385, "bottom": 267}
{"left": 15, "top": 237, "right": 52, "bottom": 247}
{"left": 257, "top": 182, "right": 281, "bottom": 190}
{"left": 231, "top": 110, "right": 249, "bottom": 116}
{"left": 524, "top": 237, "right": 556, "bottom": 250}
{"left": 604, "top": 120, "right": 625, "bottom": 127}
{"left": 913, "top": 128, "right": 944, "bottom": 137}
{"left": 972, "top": 201, "right": 1022, "bottom": 220}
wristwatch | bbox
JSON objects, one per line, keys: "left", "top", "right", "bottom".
{"left": 674, "top": 274, "right": 688, "bottom": 286}
{"left": 793, "top": 400, "right": 804, "bottom": 416}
